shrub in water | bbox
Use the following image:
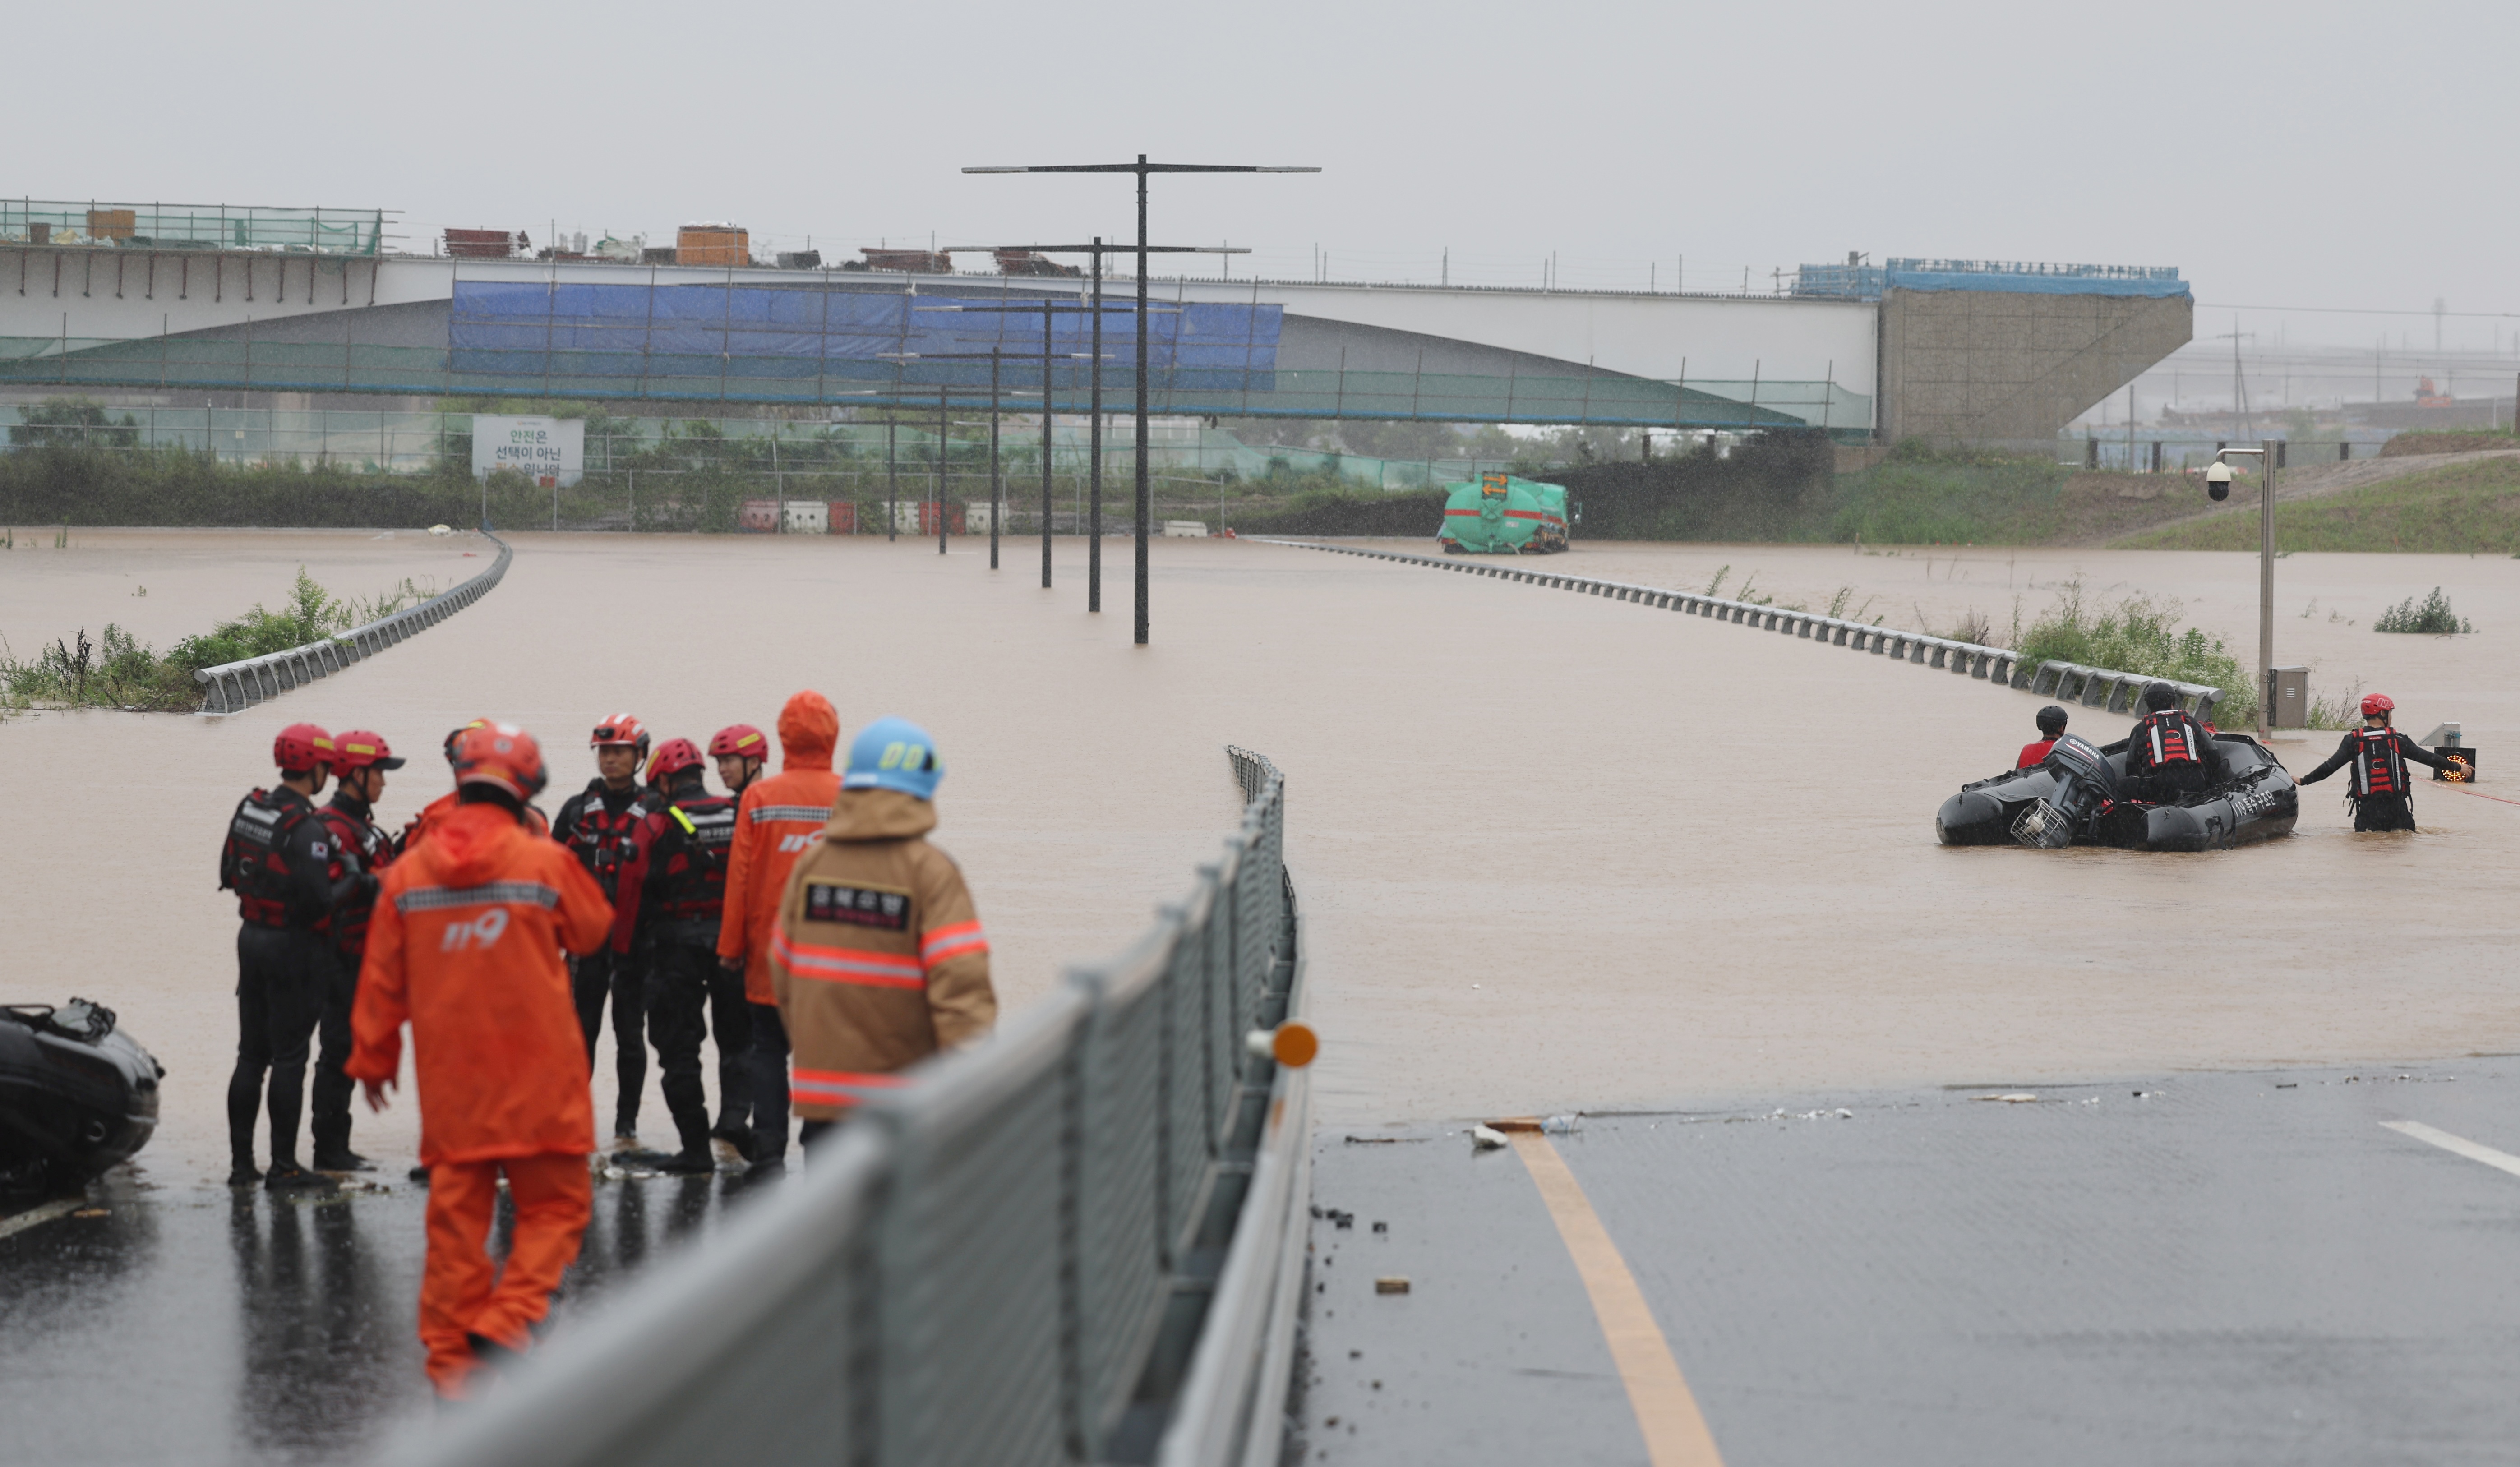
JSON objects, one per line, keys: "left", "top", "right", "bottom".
{"left": 2372, "top": 587, "right": 2473, "bottom": 635}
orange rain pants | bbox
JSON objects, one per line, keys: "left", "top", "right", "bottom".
{"left": 420, "top": 1153, "right": 592, "bottom": 1399}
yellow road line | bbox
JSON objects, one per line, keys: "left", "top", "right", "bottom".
{"left": 1510, "top": 1132, "right": 1726, "bottom": 1467}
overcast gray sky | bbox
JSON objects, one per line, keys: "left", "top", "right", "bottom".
{"left": 17, "top": 0, "right": 2515, "bottom": 349}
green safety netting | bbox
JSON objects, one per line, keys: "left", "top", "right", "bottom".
{"left": 0, "top": 201, "right": 383, "bottom": 255}
{"left": 0, "top": 335, "right": 1865, "bottom": 434}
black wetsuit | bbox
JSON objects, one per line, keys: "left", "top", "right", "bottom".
{"left": 554, "top": 779, "right": 651, "bottom": 1137}
{"left": 2301, "top": 728, "right": 2458, "bottom": 831}
{"left": 2123, "top": 708, "right": 2225, "bottom": 803}
{"left": 221, "top": 785, "right": 361, "bottom": 1179}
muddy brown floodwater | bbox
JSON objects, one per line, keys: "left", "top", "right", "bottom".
{"left": 7, "top": 531, "right": 2516, "bottom": 1189}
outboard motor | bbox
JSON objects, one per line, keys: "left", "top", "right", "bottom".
{"left": 2012, "top": 734, "right": 2121, "bottom": 849}
{"left": 0, "top": 999, "right": 162, "bottom": 1192}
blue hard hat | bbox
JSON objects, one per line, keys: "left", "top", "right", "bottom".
{"left": 843, "top": 717, "right": 943, "bottom": 801}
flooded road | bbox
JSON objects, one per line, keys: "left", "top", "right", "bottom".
{"left": 7, "top": 530, "right": 2517, "bottom": 1163}
{"left": 3, "top": 527, "right": 2514, "bottom": 1463}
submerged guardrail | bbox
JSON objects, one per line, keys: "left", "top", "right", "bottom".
{"left": 394, "top": 747, "right": 1309, "bottom": 1467}
{"left": 192, "top": 531, "right": 512, "bottom": 714}
{"left": 1260, "top": 539, "right": 2224, "bottom": 723}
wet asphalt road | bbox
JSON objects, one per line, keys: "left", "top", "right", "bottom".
{"left": 0, "top": 1166, "right": 772, "bottom": 1467}
{"left": 1299, "top": 1062, "right": 2520, "bottom": 1467}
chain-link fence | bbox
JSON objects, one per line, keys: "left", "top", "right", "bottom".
{"left": 391, "top": 748, "right": 1306, "bottom": 1467}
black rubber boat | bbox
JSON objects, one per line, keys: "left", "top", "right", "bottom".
{"left": 0, "top": 999, "right": 162, "bottom": 1190}
{"left": 1936, "top": 733, "right": 2299, "bottom": 852}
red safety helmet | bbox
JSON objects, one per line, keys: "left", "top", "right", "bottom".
{"left": 2360, "top": 693, "right": 2395, "bottom": 719}
{"left": 442, "top": 718, "right": 491, "bottom": 765}
{"left": 709, "top": 724, "right": 768, "bottom": 761}
{"left": 591, "top": 713, "right": 651, "bottom": 761}
{"left": 452, "top": 722, "right": 549, "bottom": 800}
{"left": 274, "top": 723, "right": 335, "bottom": 774}
{"left": 650, "top": 738, "right": 705, "bottom": 780}
{"left": 331, "top": 730, "right": 406, "bottom": 772}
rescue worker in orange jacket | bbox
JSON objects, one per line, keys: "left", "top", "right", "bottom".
{"left": 552, "top": 714, "right": 658, "bottom": 1147}
{"left": 222, "top": 722, "right": 365, "bottom": 1193}
{"left": 401, "top": 720, "right": 549, "bottom": 853}
{"left": 717, "top": 694, "right": 840, "bottom": 1169}
{"left": 309, "top": 729, "right": 404, "bottom": 1172}
{"left": 345, "top": 723, "right": 613, "bottom": 1400}
{"left": 770, "top": 717, "right": 995, "bottom": 1150}
{"left": 2300, "top": 693, "right": 2470, "bottom": 831}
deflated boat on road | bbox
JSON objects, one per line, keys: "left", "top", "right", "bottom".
{"left": 1936, "top": 733, "right": 2299, "bottom": 852}
{"left": 0, "top": 999, "right": 161, "bottom": 1191}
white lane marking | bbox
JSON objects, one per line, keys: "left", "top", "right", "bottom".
{"left": 0, "top": 1199, "right": 80, "bottom": 1242}
{"left": 2382, "top": 1121, "right": 2520, "bottom": 1180}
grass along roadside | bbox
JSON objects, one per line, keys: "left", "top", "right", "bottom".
{"left": 0, "top": 568, "right": 433, "bottom": 712}
{"left": 2009, "top": 579, "right": 2259, "bottom": 728}
{"left": 2111, "top": 456, "right": 2520, "bottom": 554}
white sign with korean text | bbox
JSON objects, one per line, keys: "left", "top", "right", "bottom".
{"left": 471, "top": 416, "right": 584, "bottom": 487}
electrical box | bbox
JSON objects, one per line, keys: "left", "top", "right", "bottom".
{"left": 2270, "top": 666, "right": 2309, "bottom": 729}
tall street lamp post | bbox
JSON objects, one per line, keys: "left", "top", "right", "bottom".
{"left": 965, "top": 158, "right": 1318, "bottom": 644}
{"left": 2209, "top": 441, "right": 2277, "bottom": 738}
{"left": 942, "top": 243, "right": 1234, "bottom": 610}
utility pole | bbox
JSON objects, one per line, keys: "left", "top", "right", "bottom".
{"left": 965, "top": 157, "right": 1318, "bottom": 644}
{"left": 930, "top": 245, "right": 1242, "bottom": 589}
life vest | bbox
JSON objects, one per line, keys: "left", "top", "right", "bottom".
{"left": 220, "top": 787, "right": 316, "bottom": 929}
{"left": 561, "top": 782, "right": 650, "bottom": 901}
{"left": 314, "top": 800, "right": 395, "bottom": 956}
{"left": 2351, "top": 728, "right": 2407, "bottom": 798}
{"left": 2140, "top": 709, "right": 2204, "bottom": 767}
{"left": 648, "top": 793, "right": 737, "bottom": 923}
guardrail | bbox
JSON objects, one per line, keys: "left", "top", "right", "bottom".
{"left": 192, "top": 532, "right": 512, "bottom": 714}
{"left": 393, "top": 747, "right": 1309, "bottom": 1467}
{"left": 1258, "top": 539, "right": 2223, "bottom": 723}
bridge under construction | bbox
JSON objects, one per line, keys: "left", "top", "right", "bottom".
{"left": 1, "top": 200, "right": 2193, "bottom": 442}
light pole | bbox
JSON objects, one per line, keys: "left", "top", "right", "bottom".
{"left": 2210, "top": 440, "right": 2277, "bottom": 738}
{"left": 965, "top": 157, "right": 1319, "bottom": 644}
{"left": 917, "top": 297, "right": 1118, "bottom": 590}
{"left": 941, "top": 243, "right": 1227, "bottom": 611}
{"left": 884, "top": 348, "right": 1046, "bottom": 570}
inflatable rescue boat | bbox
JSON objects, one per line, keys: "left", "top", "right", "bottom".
{"left": 1936, "top": 732, "right": 2299, "bottom": 852}
{"left": 0, "top": 999, "right": 162, "bottom": 1190}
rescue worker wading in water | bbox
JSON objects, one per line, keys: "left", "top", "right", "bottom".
{"left": 309, "top": 729, "right": 405, "bottom": 1173}
{"left": 623, "top": 738, "right": 741, "bottom": 1172}
{"left": 346, "top": 722, "right": 613, "bottom": 1401}
{"left": 771, "top": 717, "right": 996, "bottom": 1149}
{"left": 717, "top": 696, "right": 840, "bottom": 1172}
{"left": 2300, "top": 693, "right": 2469, "bottom": 831}
{"left": 553, "top": 714, "right": 657, "bottom": 1149}
{"left": 2122, "top": 682, "right": 2225, "bottom": 804}
{"left": 221, "top": 723, "right": 367, "bottom": 1193}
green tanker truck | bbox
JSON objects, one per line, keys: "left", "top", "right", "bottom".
{"left": 1436, "top": 471, "right": 1569, "bottom": 554}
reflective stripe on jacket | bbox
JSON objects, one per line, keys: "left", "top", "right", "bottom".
{"left": 718, "top": 771, "right": 840, "bottom": 1003}
{"left": 346, "top": 802, "right": 614, "bottom": 1165}
{"left": 768, "top": 788, "right": 997, "bottom": 1121}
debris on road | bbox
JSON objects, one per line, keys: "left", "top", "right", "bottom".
{"left": 1375, "top": 1277, "right": 1411, "bottom": 1295}
{"left": 1471, "top": 1125, "right": 1509, "bottom": 1150}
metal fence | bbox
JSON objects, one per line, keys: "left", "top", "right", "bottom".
{"left": 193, "top": 533, "right": 512, "bottom": 714}
{"left": 1265, "top": 540, "right": 2228, "bottom": 723}
{"left": 391, "top": 747, "right": 1309, "bottom": 1467}
{"left": 0, "top": 200, "right": 388, "bottom": 254}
